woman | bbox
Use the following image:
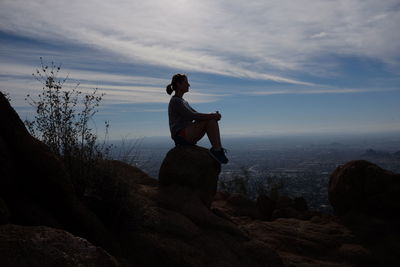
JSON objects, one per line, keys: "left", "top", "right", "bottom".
{"left": 166, "top": 74, "right": 228, "bottom": 164}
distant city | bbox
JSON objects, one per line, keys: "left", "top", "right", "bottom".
{"left": 110, "top": 132, "right": 400, "bottom": 213}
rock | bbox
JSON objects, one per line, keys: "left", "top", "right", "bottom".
{"left": 0, "top": 224, "right": 119, "bottom": 267}
{"left": 0, "top": 92, "right": 116, "bottom": 253}
{"left": 157, "top": 185, "right": 248, "bottom": 238}
{"left": 225, "top": 193, "right": 259, "bottom": 218}
{"left": 86, "top": 157, "right": 284, "bottom": 267}
{"left": 239, "top": 217, "right": 375, "bottom": 266}
{"left": 328, "top": 160, "right": 400, "bottom": 218}
{"left": 294, "top": 196, "right": 308, "bottom": 212}
{"left": 0, "top": 198, "right": 9, "bottom": 224}
{"left": 328, "top": 160, "right": 400, "bottom": 265}
{"left": 159, "top": 145, "right": 221, "bottom": 207}
{"left": 102, "top": 167, "right": 284, "bottom": 267}
{"left": 0, "top": 93, "right": 285, "bottom": 267}
{"left": 256, "top": 195, "right": 276, "bottom": 220}
{"left": 275, "top": 195, "right": 293, "bottom": 209}
{"left": 256, "top": 195, "right": 312, "bottom": 221}
{"left": 214, "top": 191, "right": 230, "bottom": 201}
{"left": 271, "top": 207, "right": 301, "bottom": 220}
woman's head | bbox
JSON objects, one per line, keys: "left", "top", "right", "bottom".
{"left": 166, "top": 74, "right": 189, "bottom": 95}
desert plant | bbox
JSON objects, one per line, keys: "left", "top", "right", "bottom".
{"left": 264, "top": 175, "right": 287, "bottom": 201}
{"left": 111, "top": 137, "right": 143, "bottom": 166}
{"left": 25, "top": 58, "right": 111, "bottom": 197}
{"left": 218, "top": 167, "right": 252, "bottom": 196}
{"left": 219, "top": 167, "right": 288, "bottom": 200}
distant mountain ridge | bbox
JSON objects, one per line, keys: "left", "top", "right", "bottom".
{"left": 361, "top": 148, "right": 400, "bottom": 159}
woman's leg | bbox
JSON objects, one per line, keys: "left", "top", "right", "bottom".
{"left": 185, "top": 120, "right": 222, "bottom": 149}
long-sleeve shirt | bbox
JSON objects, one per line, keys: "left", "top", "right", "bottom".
{"left": 168, "top": 95, "right": 200, "bottom": 138}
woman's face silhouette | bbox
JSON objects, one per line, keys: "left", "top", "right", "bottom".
{"left": 177, "top": 77, "right": 190, "bottom": 94}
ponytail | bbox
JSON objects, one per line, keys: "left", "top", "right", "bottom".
{"left": 166, "top": 73, "right": 187, "bottom": 95}
{"left": 166, "top": 84, "right": 173, "bottom": 95}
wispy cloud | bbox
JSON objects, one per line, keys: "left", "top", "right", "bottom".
{"left": 249, "top": 87, "right": 400, "bottom": 95}
{"left": 2, "top": 0, "right": 398, "bottom": 84}
{"left": 0, "top": 62, "right": 222, "bottom": 105}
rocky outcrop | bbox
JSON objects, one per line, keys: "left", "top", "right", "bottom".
{"left": 0, "top": 92, "right": 116, "bottom": 251}
{"left": 0, "top": 224, "right": 119, "bottom": 267}
{"left": 211, "top": 191, "right": 377, "bottom": 266}
{"left": 159, "top": 145, "right": 220, "bottom": 208}
{"left": 213, "top": 192, "right": 316, "bottom": 221}
{"left": 3, "top": 91, "right": 400, "bottom": 266}
{"left": 86, "top": 151, "right": 283, "bottom": 266}
{"left": 239, "top": 216, "right": 374, "bottom": 266}
{"left": 329, "top": 160, "right": 400, "bottom": 265}
{"left": 0, "top": 198, "right": 9, "bottom": 224}
{"left": 329, "top": 160, "right": 400, "bottom": 218}
{"left": 0, "top": 91, "right": 283, "bottom": 266}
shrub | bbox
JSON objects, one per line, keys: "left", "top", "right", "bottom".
{"left": 218, "top": 167, "right": 287, "bottom": 200}
{"left": 25, "top": 58, "right": 111, "bottom": 197}
{"left": 219, "top": 167, "right": 251, "bottom": 196}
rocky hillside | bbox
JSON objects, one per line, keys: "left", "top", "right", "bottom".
{"left": 1, "top": 91, "right": 399, "bottom": 266}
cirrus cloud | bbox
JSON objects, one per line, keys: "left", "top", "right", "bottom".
{"left": 1, "top": 0, "right": 399, "bottom": 85}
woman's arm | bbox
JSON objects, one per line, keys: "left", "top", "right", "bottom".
{"left": 194, "top": 112, "right": 221, "bottom": 121}
{"left": 173, "top": 97, "right": 221, "bottom": 121}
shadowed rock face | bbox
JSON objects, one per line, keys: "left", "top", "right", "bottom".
{"left": 328, "top": 160, "right": 400, "bottom": 265}
{"left": 0, "top": 92, "right": 283, "bottom": 266}
{"left": 329, "top": 160, "right": 400, "bottom": 218}
{"left": 0, "top": 92, "right": 117, "bottom": 254}
{"left": 0, "top": 224, "right": 119, "bottom": 267}
{"left": 159, "top": 145, "right": 221, "bottom": 208}
{"left": 3, "top": 90, "right": 400, "bottom": 266}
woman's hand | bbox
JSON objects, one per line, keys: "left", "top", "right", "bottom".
{"left": 212, "top": 111, "right": 221, "bottom": 121}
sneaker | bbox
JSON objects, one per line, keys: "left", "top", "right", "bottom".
{"left": 209, "top": 148, "right": 229, "bottom": 164}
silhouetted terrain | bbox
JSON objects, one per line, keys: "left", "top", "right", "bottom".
{"left": 1, "top": 92, "right": 400, "bottom": 266}
{"left": 113, "top": 134, "right": 400, "bottom": 213}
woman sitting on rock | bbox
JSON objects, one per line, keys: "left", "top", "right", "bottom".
{"left": 166, "top": 73, "right": 228, "bottom": 164}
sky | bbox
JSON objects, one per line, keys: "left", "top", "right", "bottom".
{"left": 1, "top": 0, "right": 400, "bottom": 140}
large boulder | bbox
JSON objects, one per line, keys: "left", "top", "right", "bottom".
{"left": 90, "top": 157, "right": 284, "bottom": 266}
{"left": 0, "top": 92, "right": 115, "bottom": 251}
{"left": 0, "top": 93, "right": 285, "bottom": 266}
{"left": 159, "top": 145, "right": 221, "bottom": 207}
{"left": 328, "top": 160, "right": 400, "bottom": 218}
{"left": 328, "top": 160, "right": 400, "bottom": 265}
{"left": 0, "top": 224, "right": 119, "bottom": 267}
{"left": 0, "top": 198, "right": 9, "bottom": 224}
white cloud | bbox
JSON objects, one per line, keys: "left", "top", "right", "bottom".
{"left": 0, "top": 62, "right": 221, "bottom": 106}
{"left": 249, "top": 87, "right": 399, "bottom": 95}
{"left": 2, "top": 0, "right": 398, "bottom": 84}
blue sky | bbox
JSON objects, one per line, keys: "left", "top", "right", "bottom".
{"left": 1, "top": 0, "right": 400, "bottom": 139}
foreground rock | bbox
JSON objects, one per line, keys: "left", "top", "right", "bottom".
{"left": 2, "top": 91, "right": 399, "bottom": 266}
{"left": 238, "top": 216, "right": 373, "bottom": 267}
{"left": 0, "top": 92, "right": 283, "bottom": 266}
{"left": 87, "top": 154, "right": 283, "bottom": 266}
{"left": 0, "top": 92, "right": 116, "bottom": 252}
{"left": 328, "top": 160, "right": 400, "bottom": 265}
{"left": 0, "top": 224, "right": 119, "bottom": 267}
{"left": 213, "top": 192, "right": 400, "bottom": 266}
{"left": 213, "top": 192, "right": 317, "bottom": 221}
{"left": 159, "top": 145, "right": 220, "bottom": 208}
{"left": 329, "top": 160, "right": 400, "bottom": 218}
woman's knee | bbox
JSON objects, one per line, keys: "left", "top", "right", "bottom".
{"left": 207, "top": 119, "right": 218, "bottom": 127}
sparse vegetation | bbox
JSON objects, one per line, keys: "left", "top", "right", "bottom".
{"left": 218, "top": 167, "right": 287, "bottom": 200}
{"left": 25, "top": 58, "right": 112, "bottom": 197}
